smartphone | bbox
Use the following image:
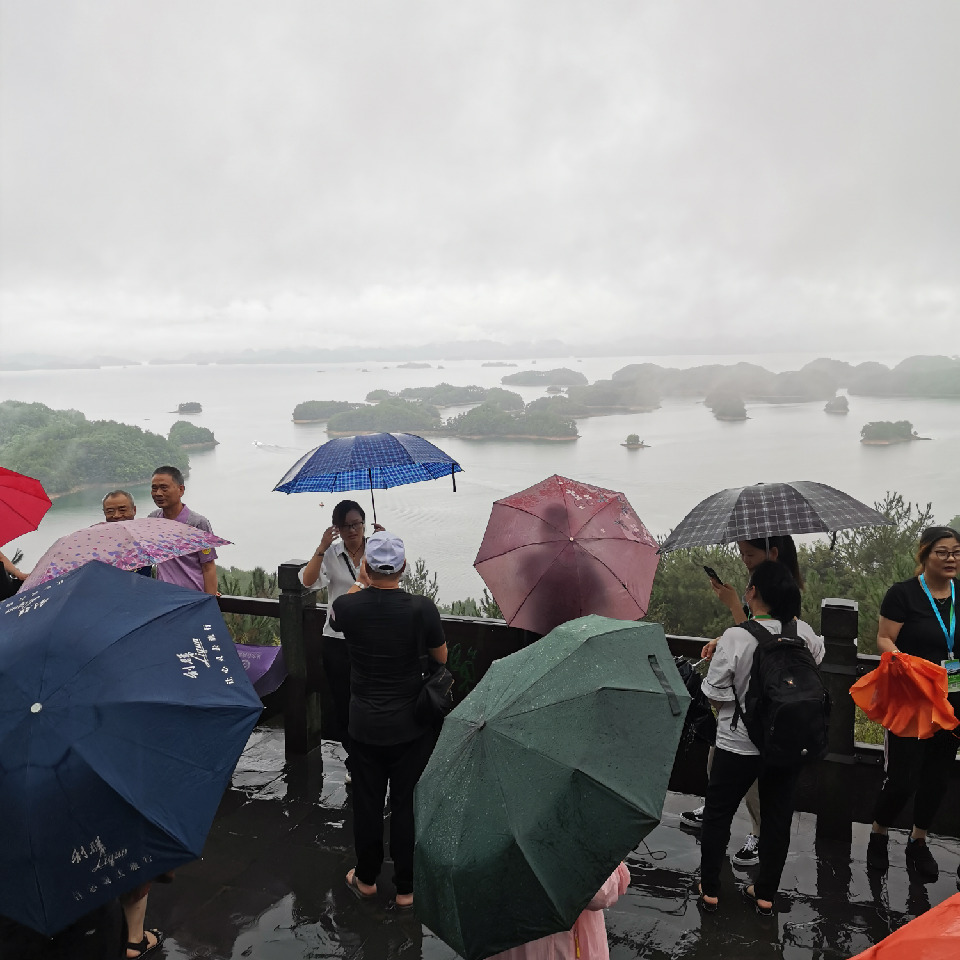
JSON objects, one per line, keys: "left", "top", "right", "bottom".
{"left": 703, "top": 565, "right": 724, "bottom": 585}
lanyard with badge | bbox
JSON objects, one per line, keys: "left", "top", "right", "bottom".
{"left": 919, "top": 574, "right": 958, "bottom": 692}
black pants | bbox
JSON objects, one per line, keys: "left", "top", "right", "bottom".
{"left": 873, "top": 726, "right": 959, "bottom": 830}
{"left": 322, "top": 639, "right": 352, "bottom": 762}
{"left": 700, "top": 748, "right": 802, "bottom": 903}
{"left": 351, "top": 731, "right": 436, "bottom": 895}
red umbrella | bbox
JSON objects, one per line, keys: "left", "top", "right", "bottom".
{"left": 474, "top": 474, "right": 659, "bottom": 635}
{"left": 0, "top": 467, "right": 52, "bottom": 548}
{"left": 848, "top": 892, "right": 960, "bottom": 959}
{"left": 849, "top": 651, "right": 958, "bottom": 739}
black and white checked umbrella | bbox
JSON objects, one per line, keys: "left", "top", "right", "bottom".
{"left": 659, "top": 481, "right": 892, "bottom": 552}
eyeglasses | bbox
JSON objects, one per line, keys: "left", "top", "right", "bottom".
{"left": 931, "top": 548, "right": 960, "bottom": 560}
{"left": 340, "top": 521, "right": 365, "bottom": 532}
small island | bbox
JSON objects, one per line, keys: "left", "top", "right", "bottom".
{"left": 292, "top": 400, "right": 360, "bottom": 423}
{"left": 501, "top": 367, "right": 588, "bottom": 386}
{"left": 482, "top": 361, "right": 518, "bottom": 367}
{"left": 621, "top": 433, "right": 649, "bottom": 449}
{"left": 443, "top": 403, "right": 578, "bottom": 441}
{"left": 397, "top": 361, "right": 431, "bottom": 369}
{"left": 177, "top": 401, "right": 203, "bottom": 414}
{"left": 860, "top": 420, "right": 928, "bottom": 445}
{"left": 706, "top": 390, "right": 748, "bottom": 421}
{"left": 0, "top": 400, "right": 190, "bottom": 497}
{"left": 824, "top": 395, "right": 849, "bottom": 415}
{"left": 169, "top": 420, "right": 218, "bottom": 449}
{"left": 326, "top": 398, "right": 441, "bottom": 436}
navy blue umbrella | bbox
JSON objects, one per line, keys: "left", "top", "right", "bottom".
{"left": 0, "top": 562, "right": 262, "bottom": 936}
{"left": 273, "top": 431, "right": 462, "bottom": 522}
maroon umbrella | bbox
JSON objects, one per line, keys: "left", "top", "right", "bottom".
{"left": 474, "top": 475, "right": 659, "bottom": 635}
{"left": 0, "top": 467, "right": 52, "bottom": 548}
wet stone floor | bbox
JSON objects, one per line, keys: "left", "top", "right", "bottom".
{"left": 148, "top": 722, "right": 960, "bottom": 960}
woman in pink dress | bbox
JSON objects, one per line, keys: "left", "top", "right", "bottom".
{"left": 488, "top": 863, "right": 630, "bottom": 960}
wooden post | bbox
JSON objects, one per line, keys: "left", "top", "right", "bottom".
{"left": 277, "top": 561, "right": 323, "bottom": 758}
{"left": 814, "top": 597, "right": 859, "bottom": 841}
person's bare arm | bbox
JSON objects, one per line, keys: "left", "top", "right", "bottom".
{"left": 302, "top": 526, "right": 337, "bottom": 588}
{"left": 711, "top": 580, "right": 747, "bottom": 624}
{"left": 428, "top": 642, "right": 448, "bottom": 664}
{"left": 877, "top": 616, "right": 903, "bottom": 655}
{"left": 1, "top": 550, "right": 27, "bottom": 580}
{"left": 201, "top": 560, "right": 219, "bottom": 596}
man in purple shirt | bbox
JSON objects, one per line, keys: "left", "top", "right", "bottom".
{"left": 147, "top": 466, "right": 219, "bottom": 595}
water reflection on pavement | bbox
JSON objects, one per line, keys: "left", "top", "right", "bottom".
{"left": 148, "top": 722, "right": 960, "bottom": 960}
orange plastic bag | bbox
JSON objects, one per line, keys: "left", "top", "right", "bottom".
{"left": 849, "top": 651, "right": 958, "bottom": 739}
{"left": 848, "top": 892, "right": 960, "bottom": 959}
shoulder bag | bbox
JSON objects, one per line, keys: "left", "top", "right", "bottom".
{"left": 412, "top": 595, "right": 455, "bottom": 724}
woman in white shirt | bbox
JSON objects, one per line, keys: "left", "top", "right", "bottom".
{"left": 301, "top": 500, "right": 383, "bottom": 777}
{"left": 697, "top": 561, "right": 824, "bottom": 916}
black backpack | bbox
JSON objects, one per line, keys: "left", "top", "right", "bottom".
{"left": 732, "top": 619, "right": 830, "bottom": 767}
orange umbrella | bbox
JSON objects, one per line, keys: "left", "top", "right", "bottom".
{"left": 848, "top": 893, "right": 960, "bottom": 959}
{"left": 849, "top": 651, "right": 958, "bottom": 739}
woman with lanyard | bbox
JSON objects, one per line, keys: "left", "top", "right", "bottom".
{"left": 867, "top": 525, "right": 960, "bottom": 882}
{"left": 301, "top": 500, "right": 384, "bottom": 781}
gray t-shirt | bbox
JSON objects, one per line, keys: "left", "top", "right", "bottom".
{"left": 701, "top": 618, "right": 824, "bottom": 756}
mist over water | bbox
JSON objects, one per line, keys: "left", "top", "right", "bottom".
{"left": 3, "top": 352, "right": 957, "bottom": 603}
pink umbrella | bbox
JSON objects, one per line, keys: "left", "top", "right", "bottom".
{"left": 20, "top": 518, "right": 231, "bottom": 590}
{"left": 474, "top": 474, "right": 660, "bottom": 635}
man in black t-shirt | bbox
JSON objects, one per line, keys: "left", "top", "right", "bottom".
{"left": 330, "top": 531, "right": 447, "bottom": 911}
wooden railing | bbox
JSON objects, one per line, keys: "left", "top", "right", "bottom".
{"left": 218, "top": 563, "right": 960, "bottom": 840}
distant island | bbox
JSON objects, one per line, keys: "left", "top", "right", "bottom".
{"left": 860, "top": 420, "right": 928, "bottom": 445}
{"left": 0, "top": 400, "right": 190, "bottom": 497}
{"left": 397, "top": 361, "right": 431, "bottom": 369}
{"left": 319, "top": 394, "right": 578, "bottom": 441}
{"left": 364, "top": 384, "right": 524, "bottom": 409}
{"left": 169, "top": 420, "right": 218, "bottom": 449}
{"left": 621, "top": 433, "right": 649, "bottom": 449}
{"left": 612, "top": 355, "right": 960, "bottom": 402}
{"left": 292, "top": 400, "right": 361, "bottom": 423}
{"left": 177, "top": 401, "right": 202, "bottom": 414}
{"left": 443, "top": 403, "right": 578, "bottom": 441}
{"left": 825, "top": 395, "right": 849, "bottom": 415}
{"left": 482, "top": 361, "right": 517, "bottom": 367}
{"left": 326, "top": 398, "right": 441, "bottom": 436}
{"left": 501, "top": 367, "right": 588, "bottom": 386}
{"left": 705, "top": 390, "right": 748, "bottom": 421}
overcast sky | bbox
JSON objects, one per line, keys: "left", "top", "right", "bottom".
{"left": 1, "top": 1, "right": 958, "bottom": 359}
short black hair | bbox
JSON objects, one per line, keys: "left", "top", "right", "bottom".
{"left": 748, "top": 560, "right": 802, "bottom": 622}
{"left": 332, "top": 499, "right": 365, "bottom": 526}
{"left": 153, "top": 466, "right": 185, "bottom": 486}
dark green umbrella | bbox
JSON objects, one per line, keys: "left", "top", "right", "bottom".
{"left": 413, "top": 615, "right": 689, "bottom": 960}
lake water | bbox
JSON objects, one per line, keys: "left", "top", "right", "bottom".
{"left": 2, "top": 351, "right": 957, "bottom": 603}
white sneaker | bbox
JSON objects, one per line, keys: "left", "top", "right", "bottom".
{"left": 732, "top": 834, "right": 760, "bottom": 867}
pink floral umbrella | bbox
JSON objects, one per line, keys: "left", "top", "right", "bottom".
{"left": 20, "top": 518, "right": 231, "bottom": 590}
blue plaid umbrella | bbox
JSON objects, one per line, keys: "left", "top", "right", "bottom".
{"left": 273, "top": 432, "right": 462, "bottom": 522}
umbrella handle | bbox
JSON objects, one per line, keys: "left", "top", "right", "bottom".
{"left": 451, "top": 463, "right": 457, "bottom": 493}
{"left": 368, "top": 469, "right": 377, "bottom": 526}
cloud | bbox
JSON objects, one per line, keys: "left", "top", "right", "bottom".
{"left": 1, "top": 0, "right": 958, "bottom": 357}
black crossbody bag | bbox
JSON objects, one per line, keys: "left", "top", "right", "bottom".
{"left": 412, "top": 595, "right": 455, "bottom": 724}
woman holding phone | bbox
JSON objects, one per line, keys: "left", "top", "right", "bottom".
{"left": 680, "top": 535, "right": 804, "bottom": 870}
